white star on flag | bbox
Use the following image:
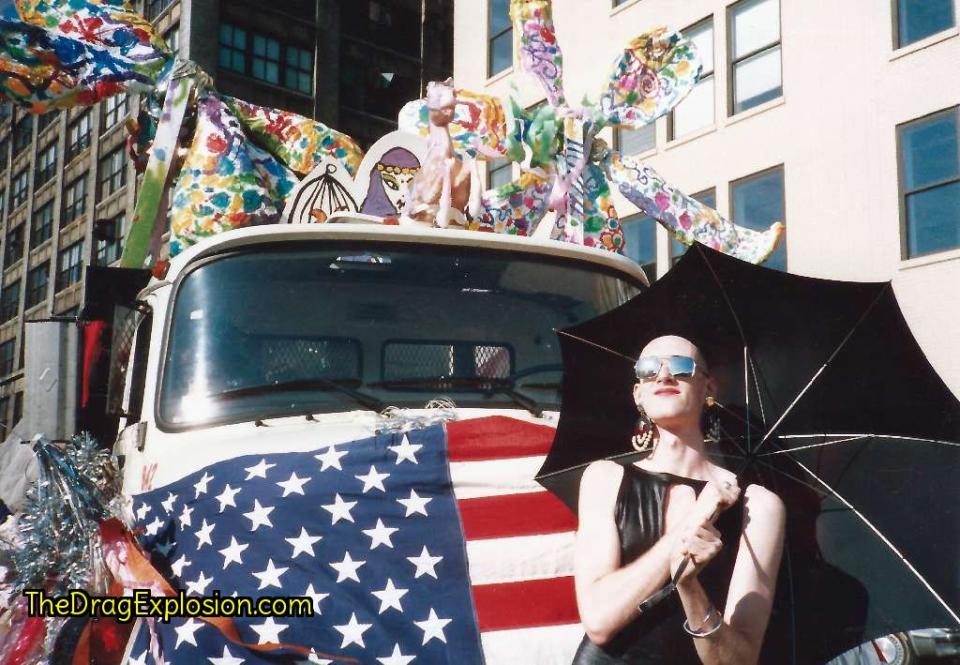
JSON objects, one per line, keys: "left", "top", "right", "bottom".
{"left": 250, "top": 617, "right": 288, "bottom": 645}
{"left": 371, "top": 578, "right": 408, "bottom": 614}
{"left": 286, "top": 527, "right": 322, "bottom": 558}
{"left": 243, "top": 500, "right": 275, "bottom": 531}
{"left": 215, "top": 484, "right": 241, "bottom": 512}
{"left": 207, "top": 645, "right": 245, "bottom": 665}
{"left": 244, "top": 458, "right": 276, "bottom": 480}
{"left": 303, "top": 583, "right": 329, "bottom": 614}
{"left": 362, "top": 518, "right": 399, "bottom": 549}
{"left": 144, "top": 516, "right": 163, "bottom": 537}
{"left": 174, "top": 618, "right": 203, "bottom": 648}
{"left": 193, "top": 472, "right": 214, "bottom": 498}
{"left": 315, "top": 445, "right": 348, "bottom": 471}
{"left": 407, "top": 545, "right": 443, "bottom": 579}
{"left": 276, "top": 471, "right": 311, "bottom": 497}
{"left": 396, "top": 489, "right": 432, "bottom": 517}
{"left": 388, "top": 434, "right": 422, "bottom": 464}
{"left": 129, "top": 651, "right": 148, "bottom": 665}
{"left": 186, "top": 571, "right": 213, "bottom": 595}
{"left": 218, "top": 537, "right": 248, "bottom": 569}
{"left": 321, "top": 493, "right": 357, "bottom": 524}
{"left": 377, "top": 644, "right": 416, "bottom": 665}
{"left": 178, "top": 504, "right": 193, "bottom": 528}
{"left": 135, "top": 502, "right": 151, "bottom": 521}
{"left": 415, "top": 608, "right": 452, "bottom": 644}
{"left": 170, "top": 554, "right": 191, "bottom": 577}
{"left": 252, "top": 559, "right": 288, "bottom": 590}
{"left": 161, "top": 492, "right": 178, "bottom": 513}
{"left": 329, "top": 551, "right": 365, "bottom": 583}
{"left": 332, "top": 613, "right": 372, "bottom": 648}
{"left": 194, "top": 519, "right": 215, "bottom": 549}
{"left": 355, "top": 465, "right": 389, "bottom": 493}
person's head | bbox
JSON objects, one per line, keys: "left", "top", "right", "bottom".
{"left": 632, "top": 335, "right": 716, "bottom": 434}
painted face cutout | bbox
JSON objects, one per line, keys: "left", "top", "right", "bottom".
{"left": 382, "top": 172, "right": 416, "bottom": 213}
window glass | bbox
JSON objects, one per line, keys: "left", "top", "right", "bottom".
{"left": 488, "top": 0, "right": 512, "bottom": 76}
{"left": 31, "top": 200, "right": 53, "bottom": 246}
{"left": 12, "top": 169, "right": 29, "bottom": 208}
{"left": 899, "top": 108, "right": 959, "bottom": 257}
{"left": 0, "top": 281, "right": 20, "bottom": 322}
{"left": 731, "top": 167, "right": 786, "bottom": 270}
{"left": 617, "top": 123, "right": 656, "bottom": 155}
{"left": 730, "top": 0, "right": 782, "bottom": 115}
{"left": 57, "top": 242, "right": 83, "bottom": 290}
{"left": 4, "top": 227, "right": 23, "bottom": 265}
{"left": 63, "top": 175, "right": 87, "bottom": 222}
{"left": 896, "top": 0, "right": 956, "bottom": 47}
{"left": 672, "top": 189, "right": 716, "bottom": 264}
{"left": 0, "top": 340, "right": 14, "bottom": 376}
{"left": 621, "top": 213, "right": 657, "bottom": 280}
{"left": 26, "top": 262, "right": 49, "bottom": 309}
{"left": 487, "top": 157, "right": 513, "bottom": 189}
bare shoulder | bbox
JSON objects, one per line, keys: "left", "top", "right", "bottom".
{"left": 743, "top": 484, "right": 786, "bottom": 525}
{"left": 581, "top": 459, "right": 625, "bottom": 487}
{"left": 578, "top": 460, "right": 625, "bottom": 516}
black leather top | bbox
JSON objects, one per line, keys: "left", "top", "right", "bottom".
{"left": 571, "top": 463, "right": 744, "bottom": 665}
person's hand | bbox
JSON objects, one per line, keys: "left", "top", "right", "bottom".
{"left": 693, "top": 479, "right": 741, "bottom": 523}
{"left": 669, "top": 515, "right": 723, "bottom": 587}
{"left": 664, "top": 480, "right": 740, "bottom": 587}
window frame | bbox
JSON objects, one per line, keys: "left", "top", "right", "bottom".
{"left": 12, "top": 115, "right": 33, "bottom": 154}
{"left": 95, "top": 214, "right": 124, "bottom": 266}
{"left": 63, "top": 174, "right": 88, "bottom": 223}
{"left": 487, "top": 0, "right": 513, "bottom": 78}
{"left": 614, "top": 123, "right": 657, "bottom": 157}
{"left": 4, "top": 226, "right": 24, "bottom": 266}
{"left": 11, "top": 168, "right": 29, "bottom": 209}
{"left": 0, "top": 281, "right": 20, "bottom": 323}
{"left": 727, "top": 0, "right": 783, "bottom": 117}
{"left": 30, "top": 200, "right": 54, "bottom": 247}
{"left": 0, "top": 137, "right": 8, "bottom": 172}
{"left": 98, "top": 147, "right": 127, "bottom": 198}
{"left": 729, "top": 164, "right": 787, "bottom": 270}
{"left": 668, "top": 16, "right": 715, "bottom": 141}
{"left": 0, "top": 339, "right": 15, "bottom": 376}
{"left": 102, "top": 93, "right": 129, "bottom": 131}
{"left": 620, "top": 211, "right": 658, "bottom": 281}
{"left": 671, "top": 188, "right": 717, "bottom": 266}
{"left": 56, "top": 241, "right": 84, "bottom": 291}
{"left": 34, "top": 142, "right": 58, "bottom": 187}
{"left": 487, "top": 156, "right": 513, "bottom": 189}
{"left": 25, "top": 262, "right": 50, "bottom": 310}
{"left": 893, "top": 0, "right": 957, "bottom": 48}
{"left": 66, "top": 112, "right": 92, "bottom": 161}
{"left": 218, "top": 23, "right": 314, "bottom": 96}
{"left": 896, "top": 105, "right": 960, "bottom": 259}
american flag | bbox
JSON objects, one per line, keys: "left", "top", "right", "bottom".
{"left": 129, "top": 416, "right": 582, "bottom": 664}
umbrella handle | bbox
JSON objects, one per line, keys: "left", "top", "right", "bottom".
{"left": 638, "top": 505, "right": 723, "bottom": 613}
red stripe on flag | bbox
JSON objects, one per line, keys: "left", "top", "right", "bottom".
{"left": 446, "top": 416, "right": 556, "bottom": 462}
{"left": 460, "top": 492, "right": 576, "bottom": 540}
{"left": 473, "top": 577, "right": 579, "bottom": 632}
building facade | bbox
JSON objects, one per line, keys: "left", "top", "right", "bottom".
{"left": 0, "top": 0, "right": 453, "bottom": 437}
{"left": 456, "top": 0, "right": 960, "bottom": 394}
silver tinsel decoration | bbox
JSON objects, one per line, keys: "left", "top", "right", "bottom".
{"left": 7, "top": 433, "right": 119, "bottom": 599}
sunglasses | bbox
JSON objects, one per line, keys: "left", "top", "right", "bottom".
{"left": 634, "top": 355, "right": 703, "bottom": 380}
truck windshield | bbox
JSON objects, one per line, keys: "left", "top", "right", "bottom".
{"left": 159, "top": 241, "right": 643, "bottom": 429}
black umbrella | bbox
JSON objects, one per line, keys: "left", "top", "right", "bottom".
{"left": 538, "top": 244, "right": 960, "bottom": 664}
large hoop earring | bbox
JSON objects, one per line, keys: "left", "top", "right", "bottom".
{"left": 632, "top": 404, "right": 656, "bottom": 453}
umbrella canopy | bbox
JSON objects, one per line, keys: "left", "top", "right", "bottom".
{"left": 539, "top": 244, "right": 960, "bottom": 663}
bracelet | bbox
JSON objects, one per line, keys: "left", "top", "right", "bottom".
{"left": 683, "top": 607, "right": 723, "bottom": 638}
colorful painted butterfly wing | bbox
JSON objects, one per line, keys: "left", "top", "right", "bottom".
{"left": 510, "top": 0, "right": 566, "bottom": 108}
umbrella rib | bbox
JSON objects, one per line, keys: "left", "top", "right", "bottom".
{"left": 553, "top": 329, "right": 637, "bottom": 362}
{"left": 757, "top": 436, "right": 872, "bottom": 456}
{"left": 786, "top": 456, "right": 960, "bottom": 626}
{"left": 763, "top": 433, "right": 960, "bottom": 454}
{"left": 753, "top": 285, "right": 891, "bottom": 457}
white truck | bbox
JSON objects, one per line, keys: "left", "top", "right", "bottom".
{"left": 105, "top": 217, "right": 647, "bottom": 664}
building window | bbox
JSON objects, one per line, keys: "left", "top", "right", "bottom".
{"left": 670, "top": 189, "right": 716, "bottom": 265}
{"left": 165, "top": 23, "right": 180, "bottom": 56}
{"left": 66, "top": 112, "right": 92, "bottom": 161}
{"left": 487, "top": 157, "right": 513, "bottom": 189}
{"left": 896, "top": 0, "right": 956, "bottom": 47}
{"left": 0, "top": 189, "right": 4, "bottom": 221}
{"left": 669, "top": 19, "right": 714, "bottom": 139}
{"left": 56, "top": 241, "right": 83, "bottom": 291}
{"left": 219, "top": 24, "right": 248, "bottom": 73}
{"left": 0, "top": 340, "right": 14, "bottom": 376}
{"left": 102, "top": 93, "right": 128, "bottom": 130}
{"left": 729, "top": 0, "right": 782, "bottom": 115}
{"left": 34, "top": 142, "right": 57, "bottom": 187}
{"left": 12, "top": 115, "right": 32, "bottom": 153}
{"left": 63, "top": 175, "right": 88, "bottom": 223}
{"left": 25, "top": 262, "right": 49, "bottom": 309}
{"left": 95, "top": 215, "right": 124, "bottom": 266}
{"left": 488, "top": 0, "right": 512, "bottom": 77}
{"left": 11, "top": 169, "right": 29, "bottom": 209}
{"left": 144, "top": 0, "right": 174, "bottom": 20}
{"left": 898, "top": 107, "right": 959, "bottom": 258}
{"left": 253, "top": 35, "right": 281, "bottom": 85}
{"left": 0, "top": 396, "right": 9, "bottom": 439}
{"left": 615, "top": 123, "right": 656, "bottom": 156}
{"left": 285, "top": 46, "right": 314, "bottom": 95}
{"left": 13, "top": 392, "right": 22, "bottom": 424}
{"left": 98, "top": 148, "right": 127, "bottom": 198}
{"left": 37, "top": 111, "right": 58, "bottom": 133}
{"left": 0, "top": 137, "right": 8, "bottom": 171}
{"left": 621, "top": 213, "right": 657, "bottom": 280}
{"left": 4, "top": 227, "right": 23, "bottom": 265}
{"left": 30, "top": 200, "right": 53, "bottom": 247}
{"left": 0, "top": 282, "right": 19, "bottom": 323}
{"left": 730, "top": 166, "right": 786, "bottom": 270}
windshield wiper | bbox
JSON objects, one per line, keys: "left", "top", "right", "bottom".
{"left": 370, "top": 377, "right": 543, "bottom": 418}
{"left": 207, "top": 378, "right": 386, "bottom": 414}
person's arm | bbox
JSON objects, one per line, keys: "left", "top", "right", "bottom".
{"left": 574, "top": 461, "right": 694, "bottom": 645}
{"left": 676, "top": 483, "right": 786, "bottom": 665}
